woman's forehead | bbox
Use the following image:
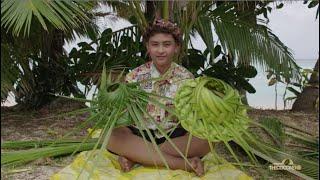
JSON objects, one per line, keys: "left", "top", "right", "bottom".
{"left": 149, "top": 33, "right": 175, "bottom": 42}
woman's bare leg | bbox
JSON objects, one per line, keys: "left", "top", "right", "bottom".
{"left": 118, "top": 133, "right": 210, "bottom": 172}
{"left": 159, "top": 133, "right": 211, "bottom": 158}
{"left": 118, "top": 156, "right": 135, "bottom": 172}
{"left": 118, "top": 156, "right": 203, "bottom": 175}
{"left": 107, "top": 127, "right": 204, "bottom": 176}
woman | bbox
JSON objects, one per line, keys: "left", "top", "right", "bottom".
{"left": 107, "top": 19, "right": 210, "bottom": 177}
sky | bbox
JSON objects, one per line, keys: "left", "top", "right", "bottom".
{"left": 267, "top": 1, "right": 319, "bottom": 61}
{"left": 2, "top": 2, "right": 319, "bottom": 108}
{"left": 191, "top": 2, "right": 319, "bottom": 62}
{"left": 247, "top": 2, "right": 319, "bottom": 109}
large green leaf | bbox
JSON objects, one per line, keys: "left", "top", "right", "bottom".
{"left": 246, "top": 137, "right": 319, "bottom": 179}
{"left": 211, "top": 18, "right": 299, "bottom": 81}
{"left": 248, "top": 119, "right": 319, "bottom": 179}
{"left": 194, "top": 15, "right": 216, "bottom": 61}
{"left": 1, "top": 0, "right": 94, "bottom": 37}
{"left": 1, "top": 0, "right": 99, "bottom": 107}
{"left": 170, "top": 1, "right": 300, "bottom": 82}
{"left": 1, "top": 35, "right": 34, "bottom": 102}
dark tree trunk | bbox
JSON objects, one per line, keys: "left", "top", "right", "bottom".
{"left": 291, "top": 57, "right": 319, "bottom": 112}
{"left": 145, "top": 1, "right": 157, "bottom": 23}
{"left": 235, "top": 1, "right": 258, "bottom": 24}
{"left": 168, "top": 0, "right": 174, "bottom": 22}
{"left": 145, "top": 0, "right": 175, "bottom": 22}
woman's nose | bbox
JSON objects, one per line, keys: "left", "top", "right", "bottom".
{"left": 157, "top": 45, "right": 165, "bottom": 53}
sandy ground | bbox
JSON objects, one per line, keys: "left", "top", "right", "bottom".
{"left": 1, "top": 100, "right": 318, "bottom": 180}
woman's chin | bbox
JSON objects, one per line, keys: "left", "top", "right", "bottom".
{"left": 154, "top": 58, "right": 171, "bottom": 64}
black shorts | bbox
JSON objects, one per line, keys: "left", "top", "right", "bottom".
{"left": 128, "top": 126, "right": 187, "bottom": 145}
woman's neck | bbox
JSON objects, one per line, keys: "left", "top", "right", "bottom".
{"left": 154, "top": 63, "right": 171, "bottom": 75}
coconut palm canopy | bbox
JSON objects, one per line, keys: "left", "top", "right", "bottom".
{"left": 1, "top": 0, "right": 99, "bottom": 107}
{"left": 1, "top": 0, "right": 302, "bottom": 108}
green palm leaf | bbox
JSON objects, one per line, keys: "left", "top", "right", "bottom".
{"left": 194, "top": 15, "right": 216, "bottom": 62}
{"left": 168, "top": 1, "right": 300, "bottom": 81}
{"left": 246, "top": 119, "right": 319, "bottom": 179}
{"left": 210, "top": 12, "right": 300, "bottom": 80}
{"left": 1, "top": 141, "right": 97, "bottom": 167}
{"left": 1, "top": 0, "right": 94, "bottom": 37}
{"left": 101, "top": 1, "right": 133, "bottom": 20}
{"left": 0, "top": 37, "right": 33, "bottom": 102}
{"left": 246, "top": 136, "right": 319, "bottom": 180}
{"left": 1, "top": 0, "right": 99, "bottom": 106}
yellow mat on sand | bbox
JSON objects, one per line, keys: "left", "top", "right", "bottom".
{"left": 51, "top": 150, "right": 252, "bottom": 180}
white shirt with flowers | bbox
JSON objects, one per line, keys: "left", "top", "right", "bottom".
{"left": 125, "top": 61, "right": 194, "bottom": 138}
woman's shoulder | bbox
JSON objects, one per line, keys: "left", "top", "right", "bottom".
{"left": 126, "top": 61, "right": 152, "bottom": 82}
{"left": 131, "top": 61, "right": 152, "bottom": 73}
{"left": 172, "top": 63, "right": 194, "bottom": 79}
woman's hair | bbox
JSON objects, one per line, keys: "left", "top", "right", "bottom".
{"left": 143, "top": 19, "right": 182, "bottom": 45}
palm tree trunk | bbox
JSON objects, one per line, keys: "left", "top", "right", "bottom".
{"left": 145, "top": 1, "right": 157, "bottom": 23}
{"left": 291, "top": 57, "right": 319, "bottom": 112}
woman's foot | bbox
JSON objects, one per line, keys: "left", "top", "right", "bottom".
{"left": 118, "top": 156, "right": 135, "bottom": 172}
{"left": 189, "top": 157, "right": 204, "bottom": 176}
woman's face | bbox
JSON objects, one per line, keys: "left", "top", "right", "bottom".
{"left": 146, "top": 33, "right": 179, "bottom": 68}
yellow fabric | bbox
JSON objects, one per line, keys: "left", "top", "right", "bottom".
{"left": 51, "top": 150, "right": 252, "bottom": 180}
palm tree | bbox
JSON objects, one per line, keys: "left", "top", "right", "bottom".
{"left": 124, "top": 1, "right": 300, "bottom": 80}
{"left": 291, "top": 0, "right": 319, "bottom": 112}
{"left": 114, "top": 1, "right": 299, "bottom": 107}
{"left": 1, "top": 0, "right": 99, "bottom": 108}
{"left": 292, "top": 57, "right": 319, "bottom": 112}
{"left": 1, "top": 1, "right": 301, "bottom": 109}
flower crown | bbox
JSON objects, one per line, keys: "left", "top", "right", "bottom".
{"left": 153, "top": 19, "right": 178, "bottom": 28}
{"left": 152, "top": 19, "right": 181, "bottom": 39}
{"left": 143, "top": 19, "right": 182, "bottom": 45}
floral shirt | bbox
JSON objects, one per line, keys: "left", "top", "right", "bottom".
{"left": 125, "top": 61, "right": 194, "bottom": 138}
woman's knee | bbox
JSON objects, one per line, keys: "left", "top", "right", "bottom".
{"left": 108, "top": 127, "right": 132, "bottom": 150}
{"left": 190, "top": 136, "right": 211, "bottom": 155}
{"left": 111, "top": 126, "right": 132, "bottom": 139}
{"left": 107, "top": 127, "right": 132, "bottom": 155}
{"left": 200, "top": 141, "right": 211, "bottom": 155}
